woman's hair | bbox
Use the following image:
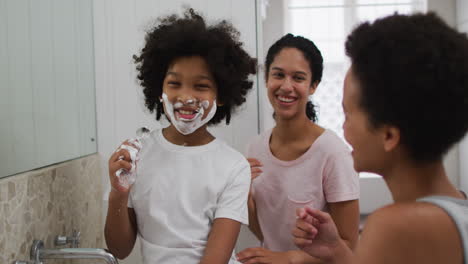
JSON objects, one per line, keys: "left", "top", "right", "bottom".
{"left": 265, "top": 34, "right": 323, "bottom": 122}
{"left": 134, "top": 8, "right": 257, "bottom": 125}
{"left": 346, "top": 12, "right": 468, "bottom": 162}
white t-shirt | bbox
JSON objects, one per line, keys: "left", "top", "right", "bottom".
{"left": 128, "top": 128, "right": 250, "bottom": 264}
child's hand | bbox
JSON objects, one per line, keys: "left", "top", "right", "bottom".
{"left": 108, "top": 140, "right": 138, "bottom": 194}
{"left": 247, "top": 158, "right": 263, "bottom": 181}
{"left": 292, "top": 207, "right": 341, "bottom": 261}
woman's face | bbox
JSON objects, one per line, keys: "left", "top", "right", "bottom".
{"left": 266, "top": 47, "right": 317, "bottom": 121}
{"left": 342, "top": 67, "right": 387, "bottom": 173}
{"left": 161, "top": 56, "right": 218, "bottom": 134}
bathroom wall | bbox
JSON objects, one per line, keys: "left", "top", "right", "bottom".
{"left": 0, "top": 154, "right": 104, "bottom": 264}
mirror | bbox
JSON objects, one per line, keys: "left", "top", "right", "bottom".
{"left": 0, "top": 0, "right": 97, "bottom": 178}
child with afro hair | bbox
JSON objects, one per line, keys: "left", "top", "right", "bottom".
{"left": 105, "top": 8, "right": 257, "bottom": 264}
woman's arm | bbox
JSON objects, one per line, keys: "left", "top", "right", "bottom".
{"left": 294, "top": 203, "right": 463, "bottom": 264}
{"left": 236, "top": 247, "right": 324, "bottom": 264}
{"left": 246, "top": 158, "right": 264, "bottom": 241}
{"left": 199, "top": 218, "right": 241, "bottom": 264}
{"left": 247, "top": 193, "right": 264, "bottom": 241}
{"left": 328, "top": 199, "right": 360, "bottom": 250}
{"left": 253, "top": 200, "right": 359, "bottom": 264}
{"left": 237, "top": 202, "right": 358, "bottom": 264}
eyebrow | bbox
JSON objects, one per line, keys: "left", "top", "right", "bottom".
{"left": 166, "top": 71, "right": 213, "bottom": 81}
{"left": 271, "top": 67, "right": 307, "bottom": 76}
{"left": 166, "top": 71, "right": 177, "bottom": 76}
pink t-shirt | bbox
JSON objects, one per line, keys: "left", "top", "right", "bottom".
{"left": 247, "top": 129, "right": 359, "bottom": 252}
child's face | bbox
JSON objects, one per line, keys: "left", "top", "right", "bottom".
{"left": 266, "top": 47, "right": 316, "bottom": 120}
{"left": 161, "top": 56, "right": 218, "bottom": 135}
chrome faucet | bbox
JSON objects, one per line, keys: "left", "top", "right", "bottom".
{"left": 54, "top": 230, "right": 80, "bottom": 248}
{"left": 14, "top": 240, "right": 118, "bottom": 264}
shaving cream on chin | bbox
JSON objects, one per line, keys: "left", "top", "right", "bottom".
{"left": 162, "top": 93, "right": 217, "bottom": 135}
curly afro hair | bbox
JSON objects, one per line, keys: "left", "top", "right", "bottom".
{"left": 346, "top": 12, "right": 468, "bottom": 163}
{"left": 134, "top": 8, "right": 257, "bottom": 125}
{"left": 265, "top": 34, "right": 323, "bottom": 122}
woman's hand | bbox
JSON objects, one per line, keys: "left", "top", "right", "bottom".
{"left": 236, "top": 247, "right": 296, "bottom": 264}
{"left": 245, "top": 157, "right": 264, "bottom": 241}
{"left": 247, "top": 158, "right": 263, "bottom": 181}
{"left": 292, "top": 207, "right": 342, "bottom": 261}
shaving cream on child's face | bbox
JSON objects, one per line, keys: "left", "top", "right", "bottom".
{"left": 162, "top": 93, "right": 217, "bottom": 135}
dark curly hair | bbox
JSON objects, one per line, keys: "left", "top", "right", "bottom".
{"left": 134, "top": 8, "right": 257, "bottom": 125}
{"left": 265, "top": 34, "right": 323, "bottom": 122}
{"left": 346, "top": 12, "right": 468, "bottom": 163}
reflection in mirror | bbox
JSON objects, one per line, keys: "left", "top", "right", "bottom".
{"left": 0, "top": 0, "right": 96, "bottom": 178}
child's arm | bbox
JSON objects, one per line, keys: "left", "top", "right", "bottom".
{"left": 199, "top": 218, "right": 241, "bottom": 264}
{"left": 104, "top": 144, "right": 138, "bottom": 259}
{"left": 105, "top": 191, "right": 138, "bottom": 259}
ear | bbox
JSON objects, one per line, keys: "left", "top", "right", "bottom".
{"left": 309, "top": 81, "right": 319, "bottom": 95}
{"left": 381, "top": 125, "right": 400, "bottom": 152}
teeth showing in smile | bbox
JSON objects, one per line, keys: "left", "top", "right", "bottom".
{"left": 277, "top": 95, "right": 295, "bottom": 103}
{"left": 178, "top": 109, "right": 195, "bottom": 115}
{"left": 176, "top": 109, "right": 199, "bottom": 121}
